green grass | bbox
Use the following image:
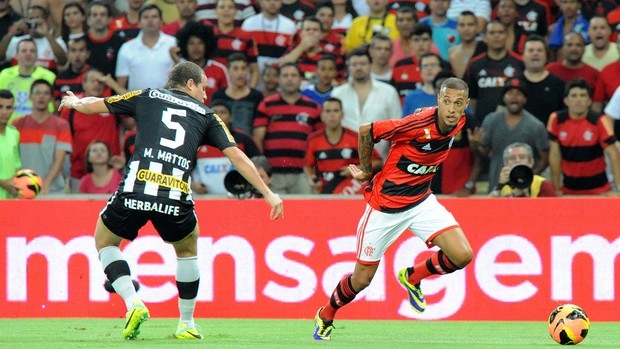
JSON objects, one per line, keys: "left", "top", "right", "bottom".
{"left": 0, "top": 319, "right": 616, "bottom": 348}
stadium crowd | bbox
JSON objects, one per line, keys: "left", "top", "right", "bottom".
{"left": 1, "top": 0, "right": 620, "bottom": 198}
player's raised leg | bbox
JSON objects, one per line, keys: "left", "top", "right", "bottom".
{"left": 314, "top": 262, "right": 379, "bottom": 340}
{"left": 95, "top": 217, "right": 149, "bottom": 340}
{"left": 399, "top": 227, "right": 473, "bottom": 313}
{"left": 171, "top": 225, "right": 203, "bottom": 339}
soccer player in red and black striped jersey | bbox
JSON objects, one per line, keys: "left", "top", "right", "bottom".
{"left": 59, "top": 61, "right": 283, "bottom": 340}
{"left": 548, "top": 78, "right": 620, "bottom": 196}
{"left": 304, "top": 97, "right": 383, "bottom": 194}
{"left": 314, "top": 77, "right": 474, "bottom": 341}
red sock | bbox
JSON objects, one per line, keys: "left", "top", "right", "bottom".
{"left": 407, "top": 250, "right": 460, "bottom": 285}
{"left": 321, "top": 274, "right": 358, "bottom": 321}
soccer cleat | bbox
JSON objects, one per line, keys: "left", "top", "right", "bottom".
{"left": 123, "top": 302, "right": 150, "bottom": 340}
{"left": 398, "top": 268, "right": 426, "bottom": 313}
{"left": 174, "top": 323, "right": 203, "bottom": 339}
{"left": 313, "top": 307, "right": 335, "bottom": 341}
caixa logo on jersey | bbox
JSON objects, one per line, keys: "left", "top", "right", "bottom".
{"left": 396, "top": 157, "right": 439, "bottom": 175}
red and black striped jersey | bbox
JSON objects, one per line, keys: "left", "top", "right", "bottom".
{"left": 306, "top": 127, "right": 382, "bottom": 194}
{"left": 241, "top": 14, "right": 296, "bottom": 62}
{"left": 282, "top": 47, "right": 346, "bottom": 82}
{"left": 291, "top": 30, "right": 345, "bottom": 58}
{"left": 547, "top": 110, "right": 616, "bottom": 195}
{"left": 366, "top": 106, "right": 465, "bottom": 212}
{"left": 391, "top": 56, "right": 422, "bottom": 102}
{"left": 196, "top": 0, "right": 256, "bottom": 28}
{"left": 54, "top": 65, "right": 89, "bottom": 100}
{"left": 280, "top": 0, "right": 316, "bottom": 23}
{"left": 254, "top": 94, "right": 323, "bottom": 173}
{"left": 211, "top": 27, "right": 258, "bottom": 66}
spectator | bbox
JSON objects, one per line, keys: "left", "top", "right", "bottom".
{"left": 344, "top": 0, "right": 399, "bottom": 52}
{"left": 402, "top": 52, "right": 443, "bottom": 116}
{"left": 60, "top": 1, "right": 87, "bottom": 45}
{"left": 0, "top": 0, "right": 22, "bottom": 40}
{"left": 85, "top": 1, "right": 125, "bottom": 78}
{"left": 331, "top": 0, "right": 357, "bottom": 38}
{"left": 261, "top": 64, "right": 280, "bottom": 98}
{"left": 280, "top": 16, "right": 346, "bottom": 87}
{"left": 195, "top": 0, "right": 256, "bottom": 27}
{"left": 514, "top": 0, "right": 549, "bottom": 37}
{"left": 312, "top": 1, "right": 345, "bottom": 57}
{"left": 241, "top": 0, "right": 296, "bottom": 77}
{"left": 59, "top": 69, "right": 122, "bottom": 192}
{"left": 192, "top": 99, "right": 261, "bottom": 195}
{"left": 391, "top": 23, "right": 431, "bottom": 102}
{"left": 110, "top": 0, "right": 144, "bottom": 40}
{"left": 12, "top": 80, "right": 72, "bottom": 195}
{"left": 545, "top": 32, "right": 599, "bottom": 90}
{"left": 161, "top": 0, "right": 199, "bottom": 36}
{"left": 592, "top": 54, "right": 620, "bottom": 118}
{"left": 212, "top": 0, "right": 259, "bottom": 87}
{"left": 469, "top": 78, "right": 549, "bottom": 192}
{"left": 0, "top": 39, "right": 56, "bottom": 122}
{"left": 249, "top": 155, "right": 272, "bottom": 195}
{"left": 583, "top": 15, "right": 619, "bottom": 72}
{"left": 548, "top": 0, "right": 589, "bottom": 61}
{"left": 54, "top": 36, "right": 90, "bottom": 104}
{"left": 116, "top": 4, "right": 177, "bottom": 91}
{"left": 172, "top": 20, "right": 225, "bottom": 104}
{"left": 78, "top": 140, "right": 123, "bottom": 194}
{"left": 581, "top": 0, "right": 617, "bottom": 21}
{"left": 211, "top": 53, "right": 264, "bottom": 134}
{"left": 419, "top": 0, "right": 459, "bottom": 60}
{"left": 9, "top": 0, "right": 64, "bottom": 35}
{"left": 548, "top": 78, "right": 620, "bottom": 196}
{"left": 447, "top": 0, "right": 490, "bottom": 33}
{"left": 369, "top": 34, "right": 394, "bottom": 83}
{"left": 301, "top": 54, "right": 338, "bottom": 105}
{"left": 253, "top": 62, "right": 323, "bottom": 194}
{"left": 432, "top": 71, "right": 481, "bottom": 196}
{"left": 449, "top": 11, "right": 483, "bottom": 78}
{"left": 304, "top": 97, "right": 383, "bottom": 194}
{"left": 465, "top": 21, "right": 524, "bottom": 123}
{"left": 605, "top": 86, "right": 620, "bottom": 128}
{"left": 0, "top": 5, "right": 67, "bottom": 71}
{"left": 489, "top": 142, "right": 556, "bottom": 197}
{"left": 389, "top": 6, "right": 418, "bottom": 67}
{"left": 332, "top": 48, "right": 401, "bottom": 158}
{"left": 608, "top": 7, "right": 620, "bottom": 42}
{"left": 0, "top": 90, "right": 20, "bottom": 199}
{"left": 521, "top": 35, "right": 565, "bottom": 127}
{"left": 280, "top": 0, "right": 316, "bottom": 23}
{"left": 496, "top": 0, "right": 529, "bottom": 54}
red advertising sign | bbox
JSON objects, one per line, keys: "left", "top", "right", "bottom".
{"left": 0, "top": 198, "right": 618, "bottom": 320}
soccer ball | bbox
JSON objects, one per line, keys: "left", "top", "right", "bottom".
{"left": 548, "top": 304, "right": 590, "bottom": 345}
{"left": 13, "top": 169, "right": 43, "bottom": 199}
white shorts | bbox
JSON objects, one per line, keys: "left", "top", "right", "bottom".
{"left": 355, "top": 194, "right": 459, "bottom": 264}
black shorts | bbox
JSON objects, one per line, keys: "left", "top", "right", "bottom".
{"left": 100, "top": 191, "right": 197, "bottom": 243}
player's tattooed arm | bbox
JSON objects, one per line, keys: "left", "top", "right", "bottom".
{"left": 358, "top": 123, "right": 374, "bottom": 174}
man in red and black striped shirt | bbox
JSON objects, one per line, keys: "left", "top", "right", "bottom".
{"left": 548, "top": 78, "right": 620, "bottom": 195}
{"left": 253, "top": 62, "right": 323, "bottom": 194}
{"left": 314, "top": 77, "right": 473, "bottom": 341}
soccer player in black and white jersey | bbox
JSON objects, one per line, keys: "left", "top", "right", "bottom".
{"left": 59, "top": 61, "right": 283, "bottom": 340}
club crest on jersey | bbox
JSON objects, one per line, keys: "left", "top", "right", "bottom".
{"left": 341, "top": 148, "right": 354, "bottom": 159}
{"left": 296, "top": 112, "right": 310, "bottom": 125}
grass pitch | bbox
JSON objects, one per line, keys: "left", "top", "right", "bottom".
{"left": 0, "top": 319, "right": 617, "bottom": 348}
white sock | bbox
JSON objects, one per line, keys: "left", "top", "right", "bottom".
{"left": 177, "top": 256, "right": 200, "bottom": 327}
{"left": 99, "top": 246, "right": 141, "bottom": 311}
{"left": 112, "top": 275, "right": 141, "bottom": 310}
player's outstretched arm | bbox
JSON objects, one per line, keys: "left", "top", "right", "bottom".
{"left": 58, "top": 91, "right": 109, "bottom": 114}
{"left": 223, "top": 147, "right": 284, "bottom": 220}
{"left": 351, "top": 123, "right": 374, "bottom": 182}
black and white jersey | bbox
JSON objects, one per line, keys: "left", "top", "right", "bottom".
{"left": 104, "top": 88, "right": 237, "bottom": 201}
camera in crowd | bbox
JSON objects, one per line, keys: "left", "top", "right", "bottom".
{"left": 224, "top": 170, "right": 260, "bottom": 198}
{"left": 508, "top": 164, "right": 534, "bottom": 190}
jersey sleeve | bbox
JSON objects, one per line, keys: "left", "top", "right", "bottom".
{"left": 253, "top": 101, "right": 269, "bottom": 128}
{"left": 598, "top": 115, "right": 617, "bottom": 148}
{"left": 202, "top": 113, "right": 238, "bottom": 151}
{"left": 104, "top": 89, "right": 146, "bottom": 117}
{"left": 547, "top": 112, "right": 559, "bottom": 141}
